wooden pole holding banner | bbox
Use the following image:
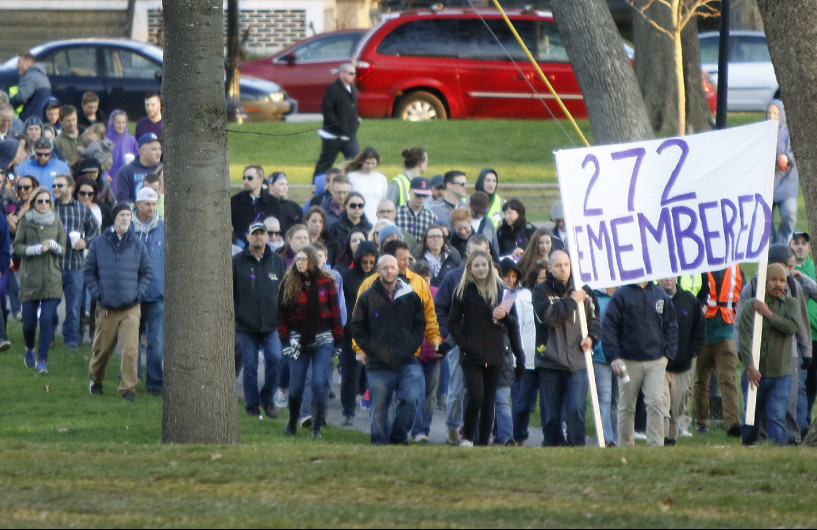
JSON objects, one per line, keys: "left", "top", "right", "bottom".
{"left": 745, "top": 247, "right": 770, "bottom": 424}
{"left": 577, "top": 300, "right": 605, "bottom": 448}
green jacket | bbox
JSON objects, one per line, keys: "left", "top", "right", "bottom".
{"left": 13, "top": 212, "right": 66, "bottom": 301}
{"left": 738, "top": 294, "right": 800, "bottom": 378}
{"left": 795, "top": 256, "right": 817, "bottom": 340}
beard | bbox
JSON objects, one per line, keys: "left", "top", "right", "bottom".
{"left": 267, "top": 239, "right": 284, "bottom": 251}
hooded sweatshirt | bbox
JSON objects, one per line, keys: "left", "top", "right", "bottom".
{"left": 769, "top": 99, "right": 799, "bottom": 202}
{"left": 476, "top": 168, "right": 504, "bottom": 228}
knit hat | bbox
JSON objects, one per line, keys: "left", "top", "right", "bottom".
{"left": 77, "top": 157, "right": 102, "bottom": 175}
{"left": 550, "top": 200, "right": 564, "bottom": 222}
{"left": 377, "top": 223, "right": 402, "bottom": 243}
{"left": 0, "top": 138, "right": 20, "bottom": 169}
{"left": 24, "top": 116, "right": 43, "bottom": 129}
{"left": 112, "top": 202, "right": 131, "bottom": 218}
{"left": 768, "top": 243, "right": 792, "bottom": 266}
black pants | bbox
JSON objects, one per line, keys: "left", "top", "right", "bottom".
{"left": 313, "top": 137, "right": 359, "bottom": 177}
{"left": 462, "top": 364, "right": 501, "bottom": 445}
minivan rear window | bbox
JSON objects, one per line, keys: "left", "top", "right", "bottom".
{"left": 377, "top": 19, "right": 459, "bottom": 58}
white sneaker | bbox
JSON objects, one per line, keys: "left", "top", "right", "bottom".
{"left": 273, "top": 389, "right": 288, "bottom": 409}
{"left": 458, "top": 439, "right": 474, "bottom": 447}
{"left": 633, "top": 431, "right": 647, "bottom": 440}
{"left": 413, "top": 434, "right": 429, "bottom": 443}
{"left": 678, "top": 426, "right": 693, "bottom": 438}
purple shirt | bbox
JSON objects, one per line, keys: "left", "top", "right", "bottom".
{"left": 135, "top": 117, "right": 162, "bottom": 140}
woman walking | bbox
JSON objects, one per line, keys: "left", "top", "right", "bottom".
{"left": 448, "top": 250, "right": 524, "bottom": 446}
{"left": 14, "top": 186, "right": 65, "bottom": 373}
{"left": 278, "top": 246, "right": 344, "bottom": 438}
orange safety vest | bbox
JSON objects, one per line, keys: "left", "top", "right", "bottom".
{"left": 704, "top": 266, "right": 743, "bottom": 324}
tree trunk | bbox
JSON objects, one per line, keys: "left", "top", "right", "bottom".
{"left": 551, "top": 0, "right": 654, "bottom": 144}
{"left": 634, "top": 0, "right": 679, "bottom": 135}
{"left": 161, "top": 0, "right": 241, "bottom": 444}
{"left": 731, "top": 0, "right": 764, "bottom": 30}
{"left": 682, "top": 15, "right": 714, "bottom": 133}
{"left": 756, "top": 0, "right": 817, "bottom": 267}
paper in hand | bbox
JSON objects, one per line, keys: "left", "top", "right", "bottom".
{"left": 499, "top": 289, "right": 517, "bottom": 313}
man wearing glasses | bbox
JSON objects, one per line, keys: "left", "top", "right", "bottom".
{"left": 13, "top": 137, "right": 69, "bottom": 192}
{"left": 312, "top": 63, "right": 360, "bottom": 179}
{"left": 395, "top": 177, "right": 438, "bottom": 242}
{"left": 230, "top": 164, "right": 282, "bottom": 246}
{"left": 53, "top": 174, "right": 98, "bottom": 350}
{"left": 429, "top": 170, "right": 468, "bottom": 230}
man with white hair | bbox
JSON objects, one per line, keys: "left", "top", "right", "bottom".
{"left": 133, "top": 187, "right": 165, "bottom": 395}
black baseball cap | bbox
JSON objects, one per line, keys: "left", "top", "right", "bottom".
{"left": 792, "top": 231, "right": 810, "bottom": 242}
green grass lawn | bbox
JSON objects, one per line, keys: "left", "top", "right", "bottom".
{"left": 2, "top": 317, "right": 817, "bottom": 528}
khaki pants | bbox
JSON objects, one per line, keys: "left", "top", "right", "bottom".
{"left": 694, "top": 339, "right": 740, "bottom": 427}
{"left": 663, "top": 368, "right": 695, "bottom": 440}
{"left": 89, "top": 305, "right": 141, "bottom": 396}
{"left": 619, "top": 358, "right": 667, "bottom": 447}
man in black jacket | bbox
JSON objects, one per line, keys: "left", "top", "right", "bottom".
{"left": 312, "top": 64, "right": 360, "bottom": 179}
{"left": 230, "top": 165, "right": 282, "bottom": 246}
{"left": 658, "top": 277, "right": 705, "bottom": 445}
{"left": 351, "top": 254, "right": 426, "bottom": 444}
{"left": 233, "top": 222, "right": 286, "bottom": 418}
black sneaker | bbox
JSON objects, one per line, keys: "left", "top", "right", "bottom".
{"left": 664, "top": 437, "right": 677, "bottom": 446}
{"left": 89, "top": 379, "right": 103, "bottom": 395}
{"left": 247, "top": 407, "right": 262, "bottom": 417}
{"left": 263, "top": 402, "right": 278, "bottom": 419}
{"left": 695, "top": 424, "right": 709, "bottom": 434}
{"left": 726, "top": 423, "right": 742, "bottom": 437}
{"left": 122, "top": 391, "right": 136, "bottom": 402}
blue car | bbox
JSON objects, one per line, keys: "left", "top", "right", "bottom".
{"left": 0, "top": 38, "right": 297, "bottom": 120}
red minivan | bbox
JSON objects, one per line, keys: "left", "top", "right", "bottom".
{"left": 354, "top": 8, "right": 717, "bottom": 120}
{"left": 353, "top": 8, "right": 588, "bottom": 121}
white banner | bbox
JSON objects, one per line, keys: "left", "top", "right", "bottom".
{"left": 554, "top": 121, "right": 777, "bottom": 289}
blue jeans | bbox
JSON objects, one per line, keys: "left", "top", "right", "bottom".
{"left": 238, "top": 331, "right": 282, "bottom": 411}
{"left": 742, "top": 373, "right": 792, "bottom": 446}
{"left": 438, "top": 355, "right": 450, "bottom": 403}
{"left": 540, "top": 368, "right": 589, "bottom": 446}
{"left": 139, "top": 301, "right": 164, "bottom": 393}
{"left": 493, "top": 386, "right": 513, "bottom": 444}
{"left": 512, "top": 368, "right": 540, "bottom": 443}
{"left": 299, "top": 350, "right": 334, "bottom": 417}
{"left": 6, "top": 271, "right": 21, "bottom": 315}
{"left": 22, "top": 298, "right": 60, "bottom": 362}
{"left": 60, "top": 269, "right": 83, "bottom": 347}
{"left": 445, "top": 346, "right": 465, "bottom": 429}
{"left": 411, "top": 359, "right": 439, "bottom": 437}
{"left": 594, "top": 361, "right": 619, "bottom": 445}
{"left": 288, "top": 342, "right": 332, "bottom": 405}
{"left": 368, "top": 362, "right": 424, "bottom": 445}
{"left": 771, "top": 197, "right": 797, "bottom": 245}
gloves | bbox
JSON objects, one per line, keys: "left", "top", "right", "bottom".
{"left": 283, "top": 338, "right": 301, "bottom": 359}
{"left": 514, "top": 363, "right": 526, "bottom": 382}
{"left": 803, "top": 357, "right": 812, "bottom": 371}
{"left": 437, "top": 342, "right": 452, "bottom": 357}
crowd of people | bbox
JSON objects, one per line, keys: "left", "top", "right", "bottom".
{"left": 1, "top": 54, "right": 813, "bottom": 447}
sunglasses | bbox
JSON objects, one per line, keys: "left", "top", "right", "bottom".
{"left": 78, "top": 190, "right": 95, "bottom": 197}
{"left": 34, "top": 152, "right": 51, "bottom": 158}
{"left": 36, "top": 198, "right": 51, "bottom": 205}
{"left": 17, "top": 185, "right": 32, "bottom": 191}
{"left": 242, "top": 175, "right": 255, "bottom": 180}
{"left": 348, "top": 202, "right": 365, "bottom": 209}
{"left": 268, "top": 231, "right": 282, "bottom": 236}
{"left": 53, "top": 183, "right": 66, "bottom": 188}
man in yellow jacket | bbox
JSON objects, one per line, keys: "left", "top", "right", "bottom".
{"left": 354, "top": 239, "right": 441, "bottom": 358}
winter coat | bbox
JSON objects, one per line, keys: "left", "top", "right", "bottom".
{"left": 13, "top": 211, "right": 65, "bottom": 301}
{"left": 419, "top": 246, "right": 462, "bottom": 288}
{"left": 277, "top": 273, "right": 344, "bottom": 345}
{"left": 232, "top": 245, "right": 285, "bottom": 334}
{"left": 351, "top": 278, "right": 426, "bottom": 371}
{"left": 84, "top": 228, "right": 152, "bottom": 310}
{"left": 131, "top": 213, "right": 165, "bottom": 302}
{"left": 229, "top": 189, "right": 282, "bottom": 244}
{"left": 666, "top": 288, "right": 706, "bottom": 373}
{"left": 497, "top": 221, "right": 537, "bottom": 256}
{"left": 532, "top": 272, "right": 600, "bottom": 372}
{"left": 601, "top": 283, "right": 678, "bottom": 363}
{"left": 433, "top": 265, "right": 464, "bottom": 339}
{"left": 448, "top": 282, "right": 524, "bottom": 367}
{"left": 325, "top": 212, "right": 372, "bottom": 250}
{"left": 10, "top": 64, "right": 51, "bottom": 109}
{"left": 322, "top": 78, "right": 359, "bottom": 138}
{"left": 115, "top": 158, "right": 161, "bottom": 203}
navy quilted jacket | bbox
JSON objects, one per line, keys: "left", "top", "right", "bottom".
{"left": 84, "top": 228, "right": 153, "bottom": 310}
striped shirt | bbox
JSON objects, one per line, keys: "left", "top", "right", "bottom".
{"left": 55, "top": 199, "right": 99, "bottom": 270}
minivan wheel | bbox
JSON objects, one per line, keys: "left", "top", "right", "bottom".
{"left": 396, "top": 91, "right": 447, "bottom": 121}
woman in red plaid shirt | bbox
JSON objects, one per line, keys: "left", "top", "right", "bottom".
{"left": 278, "top": 245, "right": 344, "bottom": 438}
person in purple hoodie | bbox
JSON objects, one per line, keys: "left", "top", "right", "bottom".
{"left": 106, "top": 110, "right": 138, "bottom": 195}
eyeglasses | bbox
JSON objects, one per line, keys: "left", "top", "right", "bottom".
{"left": 377, "top": 209, "right": 395, "bottom": 215}
{"left": 242, "top": 175, "right": 255, "bottom": 180}
{"left": 348, "top": 202, "right": 365, "bottom": 209}
{"left": 267, "top": 231, "right": 282, "bottom": 236}
{"left": 426, "top": 234, "right": 444, "bottom": 239}
{"left": 293, "top": 257, "right": 308, "bottom": 263}
{"left": 53, "top": 183, "right": 66, "bottom": 188}
{"left": 78, "top": 190, "right": 94, "bottom": 197}
{"left": 35, "top": 151, "right": 51, "bottom": 158}
{"left": 36, "top": 198, "right": 51, "bottom": 205}
{"left": 17, "top": 185, "right": 32, "bottom": 191}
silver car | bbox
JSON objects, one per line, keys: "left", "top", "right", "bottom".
{"left": 699, "top": 30, "right": 778, "bottom": 112}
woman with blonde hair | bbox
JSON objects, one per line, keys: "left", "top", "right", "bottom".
{"left": 14, "top": 186, "right": 65, "bottom": 373}
{"left": 448, "top": 250, "right": 524, "bottom": 446}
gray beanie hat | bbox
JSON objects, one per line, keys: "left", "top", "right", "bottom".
{"left": 378, "top": 223, "right": 402, "bottom": 243}
{"left": 768, "top": 243, "right": 792, "bottom": 266}
{"left": 550, "top": 200, "right": 564, "bottom": 222}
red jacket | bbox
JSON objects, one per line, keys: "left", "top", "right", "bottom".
{"left": 278, "top": 274, "right": 344, "bottom": 345}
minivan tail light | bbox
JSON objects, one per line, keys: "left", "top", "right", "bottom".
{"left": 355, "top": 60, "right": 374, "bottom": 82}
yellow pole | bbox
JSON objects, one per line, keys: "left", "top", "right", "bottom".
{"left": 490, "top": 0, "right": 590, "bottom": 147}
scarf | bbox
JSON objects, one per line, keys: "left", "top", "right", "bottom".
{"left": 25, "top": 208, "right": 55, "bottom": 227}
